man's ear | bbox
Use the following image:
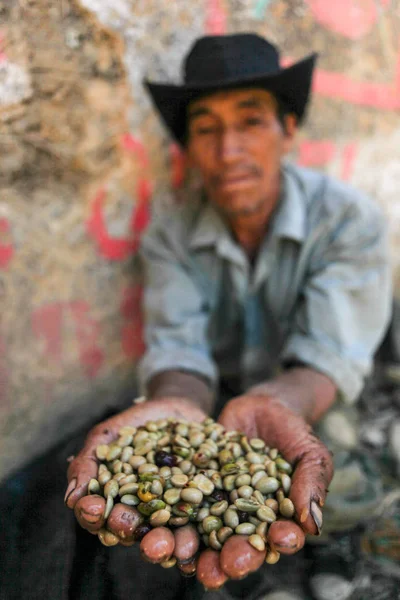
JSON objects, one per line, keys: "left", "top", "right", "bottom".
{"left": 282, "top": 114, "right": 298, "bottom": 154}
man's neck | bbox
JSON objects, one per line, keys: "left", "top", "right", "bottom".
{"left": 229, "top": 190, "right": 281, "bottom": 261}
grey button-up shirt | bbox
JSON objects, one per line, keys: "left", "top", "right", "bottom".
{"left": 138, "top": 162, "right": 392, "bottom": 403}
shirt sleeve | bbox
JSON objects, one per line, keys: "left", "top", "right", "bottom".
{"left": 137, "top": 222, "right": 218, "bottom": 394}
{"left": 280, "top": 200, "right": 392, "bottom": 404}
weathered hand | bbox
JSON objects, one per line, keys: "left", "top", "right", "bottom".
{"left": 65, "top": 397, "right": 206, "bottom": 510}
{"left": 65, "top": 397, "right": 208, "bottom": 573}
{"left": 195, "top": 394, "right": 334, "bottom": 588}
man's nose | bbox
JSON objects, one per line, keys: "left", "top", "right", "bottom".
{"left": 218, "top": 127, "right": 244, "bottom": 164}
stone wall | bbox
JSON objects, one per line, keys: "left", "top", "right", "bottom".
{"left": 1, "top": 0, "right": 400, "bottom": 479}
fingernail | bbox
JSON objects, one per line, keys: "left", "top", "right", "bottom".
{"left": 300, "top": 507, "right": 308, "bottom": 523}
{"left": 64, "top": 478, "right": 77, "bottom": 504}
{"left": 310, "top": 501, "right": 323, "bottom": 534}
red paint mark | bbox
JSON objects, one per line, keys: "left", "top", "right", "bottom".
{"left": 133, "top": 180, "right": 152, "bottom": 230}
{"left": 122, "top": 133, "right": 149, "bottom": 168}
{"left": 298, "top": 141, "right": 336, "bottom": 167}
{"left": 87, "top": 189, "right": 137, "bottom": 260}
{"left": 313, "top": 59, "right": 400, "bottom": 109}
{"left": 32, "top": 302, "right": 104, "bottom": 379}
{"left": 306, "top": 0, "right": 382, "bottom": 40}
{"left": 341, "top": 143, "right": 358, "bottom": 181}
{"left": 170, "top": 143, "right": 186, "bottom": 189}
{"left": 205, "top": 0, "right": 227, "bottom": 34}
{"left": 69, "top": 301, "right": 104, "bottom": 378}
{"left": 0, "top": 218, "right": 14, "bottom": 269}
{"left": 87, "top": 134, "right": 152, "bottom": 261}
{"left": 120, "top": 285, "right": 145, "bottom": 359}
{"left": 297, "top": 140, "right": 359, "bottom": 181}
{"left": 283, "top": 47, "right": 400, "bottom": 111}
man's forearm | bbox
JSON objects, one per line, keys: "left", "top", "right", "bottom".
{"left": 247, "top": 366, "right": 337, "bottom": 424}
{"left": 147, "top": 370, "right": 215, "bottom": 415}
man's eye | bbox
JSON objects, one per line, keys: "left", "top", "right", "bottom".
{"left": 244, "top": 117, "right": 263, "bottom": 126}
{"left": 195, "top": 126, "right": 217, "bottom": 135}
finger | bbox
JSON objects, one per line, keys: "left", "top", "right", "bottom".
{"left": 268, "top": 519, "right": 305, "bottom": 555}
{"left": 74, "top": 494, "right": 106, "bottom": 534}
{"left": 140, "top": 527, "right": 175, "bottom": 563}
{"left": 197, "top": 549, "right": 228, "bottom": 590}
{"left": 289, "top": 441, "right": 333, "bottom": 535}
{"left": 173, "top": 524, "right": 200, "bottom": 562}
{"left": 220, "top": 535, "right": 265, "bottom": 580}
{"left": 106, "top": 503, "right": 143, "bottom": 545}
{"left": 65, "top": 421, "right": 119, "bottom": 508}
{"left": 65, "top": 457, "right": 99, "bottom": 509}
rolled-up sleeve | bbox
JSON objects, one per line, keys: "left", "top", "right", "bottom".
{"left": 281, "top": 202, "right": 392, "bottom": 403}
{"left": 137, "top": 223, "right": 217, "bottom": 394}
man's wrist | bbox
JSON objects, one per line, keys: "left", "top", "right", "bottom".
{"left": 246, "top": 366, "right": 337, "bottom": 424}
{"left": 146, "top": 370, "right": 215, "bottom": 415}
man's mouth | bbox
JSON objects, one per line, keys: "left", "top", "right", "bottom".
{"left": 217, "top": 171, "right": 259, "bottom": 190}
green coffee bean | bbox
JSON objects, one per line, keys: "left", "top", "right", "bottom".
{"left": 120, "top": 494, "right": 140, "bottom": 506}
{"left": 180, "top": 488, "right": 203, "bottom": 505}
{"left": 235, "top": 498, "right": 260, "bottom": 512}
{"left": 119, "top": 482, "right": 139, "bottom": 495}
{"left": 275, "top": 458, "right": 292, "bottom": 474}
{"left": 202, "top": 516, "right": 223, "bottom": 533}
{"left": 248, "top": 533, "right": 265, "bottom": 551}
{"left": 256, "top": 506, "right": 277, "bottom": 523}
{"left": 209, "top": 500, "right": 228, "bottom": 516}
{"left": 208, "top": 529, "right": 222, "bottom": 550}
{"left": 150, "top": 509, "right": 170, "bottom": 526}
{"left": 249, "top": 438, "right": 266, "bottom": 451}
{"left": 224, "top": 508, "right": 239, "bottom": 529}
{"left": 217, "top": 526, "right": 234, "bottom": 544}
{"left": 129, "top": 456, "right": 146, "bottom": 469}
{"left": 236, "top": 522, "right": 256, "bottom": 535}
{"left": 279, "top": 498, "right": 295, "bottom": 518}
{"left": 235, "top": 473, "right": 251, "bottom": 487}
{"left": 163, "top": 488, "right": 181, "bottom": 505}
{"left": 96, "top": 445, "right": 109, "bottom": 460}
{"left": 255, "top": 476, "right": 280, "bottom": 494}
{"left": 104, "top": 480, "right": 119, "bottom": 498}
{"left": 88, "top": 478, "right": 101, "bottom": 494}
{"left": 237, "top": 485, "right": 254, "bottom": 499}
{"left": 197, "top": 507, "right": 210, "bottom": 522}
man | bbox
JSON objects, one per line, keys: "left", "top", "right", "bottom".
{"left": 65, "top": 34, "right": 392, "bottom": 596}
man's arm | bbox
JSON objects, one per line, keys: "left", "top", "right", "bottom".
{"left": 137, "top": 216, "right": 218, "bottom": 412}
{"left": 276, "top": 195, "right": 391, "bottom": 411}
{"left": 247, "top": 366, "right": 337, "bottom": 424}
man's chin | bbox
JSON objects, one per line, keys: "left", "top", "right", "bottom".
{"left": 216, "top": 197, "right": 267, "bottom": 219}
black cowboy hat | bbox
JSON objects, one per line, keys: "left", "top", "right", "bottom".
{"left": 144, "top": 33, "right": 317, "bottom": 145}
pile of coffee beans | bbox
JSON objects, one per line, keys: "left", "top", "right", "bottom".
{"left": 87, "top": 417, "right": 295, "bottom": 568}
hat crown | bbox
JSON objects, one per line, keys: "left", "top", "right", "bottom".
{"left": 184, "top": 34, "right": 281, "bottom": 85}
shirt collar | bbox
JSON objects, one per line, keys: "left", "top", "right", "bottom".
{"left": 189, "top": 162, "right": 307, "bottom": 251}
{"left": 189, "top": 201, "right": 247, "bottom": 267}
{"left": 189, "top": 199, "right": 226, "bottom": 250}
{"left": 270, "top": 163, "right": 307, "bottom": 243}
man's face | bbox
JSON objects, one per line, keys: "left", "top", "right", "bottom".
{"left": 186, "top": 88, "right": 297, "bottom": 221}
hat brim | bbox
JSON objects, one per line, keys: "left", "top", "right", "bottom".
{"left": 144, "top": 54, "right": 317, "bottom": 145}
